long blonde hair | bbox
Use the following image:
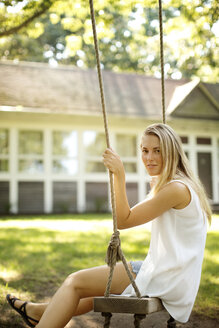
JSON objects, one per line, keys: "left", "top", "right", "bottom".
{"left": 144, "top": 123, "right": 212, "bottom": 224}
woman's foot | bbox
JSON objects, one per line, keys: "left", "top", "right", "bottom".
{"left": 6, "top": 294, "right": 40, "bottom": 327}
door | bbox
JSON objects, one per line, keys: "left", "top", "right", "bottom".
{"left": 197, "top": 152, "right": 213, "bottom": 199}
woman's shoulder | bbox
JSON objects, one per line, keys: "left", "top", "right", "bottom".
{"left": 162, "top": 179, "right": 192, "bottom": 210}
{"left": 162, "top": 178, "right": 190, "bottom": 191}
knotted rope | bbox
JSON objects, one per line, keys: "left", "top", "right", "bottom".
{"left": 89, "top": 0, "right": 141, "bottom": 299}
{"left": 105, "top": 231, "right": 121, "bottom": 267}
{"left": 89, "top": 0, "right": 166, "bottom": 301}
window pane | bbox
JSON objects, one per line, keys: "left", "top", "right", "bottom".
{"left": 18, "top": 182, "right": 44, "bottom": 213}
{"left": 53, "top": 131, "right": 77, "bottom": 156}
{"left": 19, "top": 159, "right": 44, "bottom": 173}
{"left": 126, "top": 183, "right": 138, "bottom": 207}
{"left": 123, "top": 162, "right": 137, "bottom": 173}
{"left": 53, "top": 182, "right": 77, "bottom": 213}
{"left": 180, "top": 136, "right": 188, "bottom": 144}
{"left": 146, "top": 182, "right": 151, "bottom": 194}
{"left": 0, "top": 181, "right": 10, "bottom": 213}
{"left": 196, "top": 137, "right": 211, "bottom": 145}
{"left": 218, "top": 140, "right": 219, "bottom": 204}
{"left": 218, "top": 139, "right": 219, "bottom": 166}
{"left": 185, "top": 151, "right": 189, "bottom": 159}
{"left": 197, "top": 152, "right": 212, "bottom": 199}
{"left": 53, "top": 159, "right": 78, "bottom": 175}
{"left": 116, "top": 135, "right": 137, "bottom": 157}
{"left": 86, "top": 182, "right": 108, "bottom": 212}
{"left": 19, "top": 131, "right": 43, "bottom": 154}
{"left": 0, "top": 129, "right": 9, "bottom": 154}
{"left": 84, "top": 132, "right": 106, "bottom": 156}
{"left": 0, "top": 159, "right": 8, "bottom": 172}
{"left": 86, "top": 161, "right": 106, "bottom": 173}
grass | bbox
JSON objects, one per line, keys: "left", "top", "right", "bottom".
{"left": 0, "top": 214, "right": 218, "bottom": 327}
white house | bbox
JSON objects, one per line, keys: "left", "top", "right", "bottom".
{"left": 0, "top": 61, "right": 218, "bottom": 214}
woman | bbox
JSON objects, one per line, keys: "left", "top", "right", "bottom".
{"left": 6, "top": 123, "right": 211, "bottom": 327}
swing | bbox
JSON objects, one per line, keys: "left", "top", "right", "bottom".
{"left": 88, "top": 0, "right": 176, "bottom": 327}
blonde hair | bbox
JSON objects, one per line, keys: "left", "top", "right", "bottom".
{"left": 144, "top": 123, "right": 212, "bottom": 224}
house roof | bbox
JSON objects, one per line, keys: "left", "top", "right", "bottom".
{"left": 0, "top": 61, "right": 185, "bottom": 119}
{"left": 0, "top": 60, "right": 218, "bottom": 120}
{"left": 167, "top": 79, "right": 219, "bottom": 120}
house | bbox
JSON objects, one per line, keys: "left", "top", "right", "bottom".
{"left": 0, "top": 60, "right": 218, "bottom": 214}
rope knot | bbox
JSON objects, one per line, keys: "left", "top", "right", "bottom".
{"left": 109, "top": 231, "right": 120, "bottom": 249}
{"left": 105, "top": 231, "right": 122, "bottom": 267}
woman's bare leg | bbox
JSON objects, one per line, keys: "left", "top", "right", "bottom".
{"left": 35, "top": 262, "right": 134, "bottom": 328}
{"left": 8, "top": 297, "right": 95, "bottom": 326}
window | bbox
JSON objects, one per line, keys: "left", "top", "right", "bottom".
{"left": 116, "top": 134, "right": 137, "bottom": 173}
{"left": 0, "top": 129, "right": 9, "bottom": 172}
{"left": 197, "top": 152, "right": 213, "bottom": 199}
{"left": 184, "top": 151, "right": 189, "bottom": 159}
{"left": 196, "top": 137, "right": 211, "bottom": 145}
{"left": 18, "top": 130, "right": 44, "bottom": 173}
{"left": 52, "top": 131, "right": 78, "bottom": 175}
{"left": 216, "top": 139, "right": 219, "bottom": 194}
{"left": 86, "top": 182, "right": 108, "bottom": 212}
{"left": 18, "top": 182, "right": 44, "bottom": 213}
{"left": 180, "top": 136, "right": 188, "bottom": 144}
{"left": 53, "top": 182, "right": 77, "bottom": 212}
{"left": 84, "top": 131, "right": 106, "bottom": 173}
{"left": 146, "top": 182, "right": 151, "bottom": 194}
{"left": 0, "top": 182, "right": 9, "bottom": 213}
{"left": 217, "top": 139, "right": 219, "bottom": 200}
{"left": 126, "top": 182, "right": 138, "bottom": 207}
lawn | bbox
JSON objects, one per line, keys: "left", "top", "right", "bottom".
{"left": 0, "top": 214, "right": 218, "bottom": 327}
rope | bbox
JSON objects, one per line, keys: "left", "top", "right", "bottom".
{"left": 158, "top": 0, "right": 166, "bottom": 124}
{"left": 89, "top": 0, "right": 141, "bottom": 299}
{"left": 89, "top": 0, "right": 166, "bottom": 302}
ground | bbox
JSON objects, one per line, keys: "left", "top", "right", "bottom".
{"left": 1, "top": 308, "right": 219, "bottom": 328}
{"left": 67, "top": 311, "right": 219, "bottom": 328}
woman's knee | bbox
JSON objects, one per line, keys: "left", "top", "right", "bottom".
{"left": 63, "top": 271, "right": 86, "bottom": 295}
{"left": 64, "top": 271, "right": 81, "bottom": 289}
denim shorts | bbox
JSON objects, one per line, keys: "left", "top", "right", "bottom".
{"left": 130, "top": 260, "right": 143, "bottom": 276}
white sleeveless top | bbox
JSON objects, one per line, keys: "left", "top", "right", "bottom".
{"left": 121, "top": 180, "right": 207, "bottom": 323}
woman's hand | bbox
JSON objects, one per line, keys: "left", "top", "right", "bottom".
{"left": 102, "top": 148, "right": 124, "bottom": 175}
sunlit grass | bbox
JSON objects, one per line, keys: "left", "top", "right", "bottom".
{"left": 0, "top": 214, "right": 218, "bottom": 327}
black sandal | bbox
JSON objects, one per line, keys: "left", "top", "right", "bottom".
{"left": 6, "top": 294, "right": 39, "bottom": 327}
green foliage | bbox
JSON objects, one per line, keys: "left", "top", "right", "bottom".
{"left": 0, "top": 0, "right": 55, "bottom": 36}
{"left": 0, "top": 0, "right": 218, "bottom": 81}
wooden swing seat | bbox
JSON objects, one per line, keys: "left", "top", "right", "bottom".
{"left": 94, "top": 295, "right": 164, "bottom": 314}
{"left": 94, "top": 296, "right": 176, "bottom": 327}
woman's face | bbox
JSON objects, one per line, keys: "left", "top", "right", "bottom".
{"left": 141, "top": 134, "right": 163, "bottom": 176}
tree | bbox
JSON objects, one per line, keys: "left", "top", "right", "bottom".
{"left": 0, "top": 0, "right": 218, "bottom": 82}
{"left": 0, "top": 0, "right": 55, "bottom": 37}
